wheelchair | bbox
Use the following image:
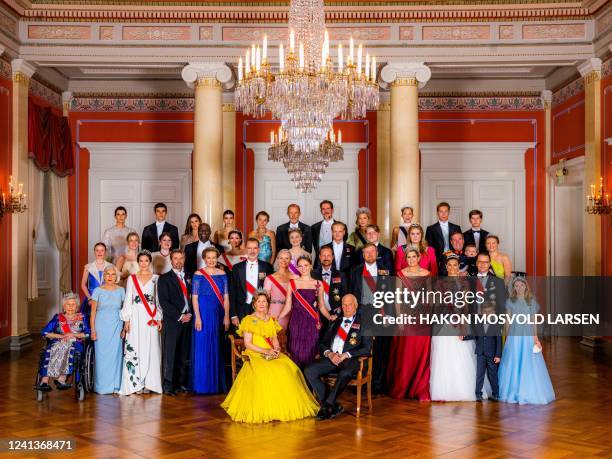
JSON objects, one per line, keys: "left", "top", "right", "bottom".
{"left": 34, "top": 338, "right": 95, "bottom": 402}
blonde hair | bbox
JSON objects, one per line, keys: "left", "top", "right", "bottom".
{"left": 509, "top": 277, "right": 533, "bottom": 305}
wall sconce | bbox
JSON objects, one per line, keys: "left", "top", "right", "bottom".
{"left": 0, "top": 176, "right": 28, "bottom": 220}
{"left": 585, "top": 176, "right": 611, "bottom": 215}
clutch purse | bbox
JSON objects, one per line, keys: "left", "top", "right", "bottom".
{"left": 532, "top": 343, "right": 542, "bottom": 354}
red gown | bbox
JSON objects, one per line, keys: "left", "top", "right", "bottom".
{"left": 387, "top": 273, "right": 432, "bottom": 401}
{"left": 395, "top": 245, "right": 438, "bottom": 275}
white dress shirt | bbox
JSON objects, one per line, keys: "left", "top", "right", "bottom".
{"left": 439, "top": 220, "right": 450, "bottom": 252}
{"left": 365, "top": 261, "right": 378, "bottom": 278}
{"left": 155, "top": 220, "right": 166, "bottom": 239}
{"left": 245, "top": 259, "right": 258, "bottom": 303}
{"left": 289, "top": 222, "right": 299, "bottom": 230}
{"left": 471, "top": 227, "right": 481, "bottom": 249}
{"left": 332, "top": 241, "right": 343, "bottom": 271}
{"left": 320, "top": 267, "right": 333, "bottom": 310}
{"left": 173, "top": 268, "right": 189, "bottom": 319}
{"left": 331, "top": 315, "right": 356, "bottom": 356}
{"left": 196, "top": 240, "right": 212, "bottom": 269}
{"left": 319, "top": 219, "right": 334, "bottom": 246}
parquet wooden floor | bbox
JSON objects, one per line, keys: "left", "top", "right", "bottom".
{"left": 1, "top": 337, "right": 611, "bottom": 458}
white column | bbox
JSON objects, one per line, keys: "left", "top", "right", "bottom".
{"left": 541, "top": 89, "right": 552, "bottom": 276}
{"left": 181, "top": 63, "right": 233, "bottom": 230}
{"left": 380, "top": 62, "right": 431, "bottom": 224}
{"left": 11, "top": 58, "right": 36, "bottom": 349}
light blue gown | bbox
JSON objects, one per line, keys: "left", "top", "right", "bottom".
{"left": 258, "top": 235, "right": 272, "bottom": 263}
{"left": 498, "top": 299, "right": 555, "bottom": 405}
{"left": 91, "top": 286, "right": 125, "bottom": 394}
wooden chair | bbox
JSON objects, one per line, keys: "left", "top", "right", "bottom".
{"left": 228, "top": 330, "right": 289, "bottom": 382}
{"left": 321, "top": 351, "right": 374, "bottom": 418}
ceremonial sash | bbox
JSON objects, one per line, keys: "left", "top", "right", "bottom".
{"left": 199, "top": 269, "right": 224, "bottom": 309}
{"left": 320, "top": 277, "right": 331, "bottom": 295}
{"left": 399, "top": 226, "right": 408, "bottom": 240}
{"left": 58, "top": 313, "right": 72, "bottom": 334}
{"left": 289, "top": 262, "right": 300, "bottom": 276}
{"left": 267, "top": 275, "right": 287, "bottom": 297}
{"left": 175, "top": 273, "right": 188, "bottom": 300}
{"left": 397, "top": 272, "right": 411, "bottom": 289}
{"left": 362, "top": 266, "right": 377, "bottom": 294}
{"left": 131, "top": 274, "right": 158, "bottom": 327}
{"left": 221, "top": 253, "right": 233, "bottom": 270}
{"left": 336, "top": 324, "right": 349, "bottom": 342}
{"left": 290, "top": 279, "right": 320, "bottom": 325}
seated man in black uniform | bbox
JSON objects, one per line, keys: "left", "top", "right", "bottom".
{"left": 304, "top": 294, "right": 373, "bottom": 420}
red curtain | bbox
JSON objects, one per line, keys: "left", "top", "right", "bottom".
{"left": 28, "top": 99, "right": 74, "bottom": 176}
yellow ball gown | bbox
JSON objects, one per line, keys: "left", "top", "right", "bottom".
{"left": 221, "top": 314, "right": 319, "bottom": 423}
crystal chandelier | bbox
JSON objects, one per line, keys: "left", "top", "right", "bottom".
{"left": 585, "top": 177, "right": 611, "bottom": 215}
{"left": 269, "top": 127, "right": 344, "bottom": 192}
{"left": 234, "top": 0, "right": 378, "bottom": 191}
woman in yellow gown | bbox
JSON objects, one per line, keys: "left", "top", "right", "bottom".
{"left": 221, "top": 291, "right": 319, "bottom": 423}
{"left": 485, "top": 235, "right": 512, "bottom": 285}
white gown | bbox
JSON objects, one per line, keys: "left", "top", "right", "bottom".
{"left": 430, "top": 332, "right": 492, "bottom": 402}
{"left": 119, "top": 274, "right": 163, "bottom": 395}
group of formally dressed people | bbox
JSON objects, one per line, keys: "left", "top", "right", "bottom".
{"left": 36, "top": 199, "right": 554, "bottom": 423}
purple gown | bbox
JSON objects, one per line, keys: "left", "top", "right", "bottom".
{"left": 288, "top": 288, "right": 320, "bottom": 368}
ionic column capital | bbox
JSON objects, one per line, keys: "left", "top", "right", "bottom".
{"left": 380, "top": 62, "right": 431, "bottom": 89}
{"left": 181, "top": 62, "right": 234, "bottom": 90}
{"left": 62, "top": 91, "right": 73, "bottom": 117}
{"left": 11, "top": 59, "right": 36, "bottom": 84}
{"left": 578, "top": 58, "right": 602, "bottom": 83}
{"left": 540, "top": 90, "right": 552, "bottom": 110}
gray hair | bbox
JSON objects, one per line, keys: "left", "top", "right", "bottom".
{"left": 62, "top": 292, "right": 79, "bottom": 305}
{"left": 355, "top": 207, "right": 372, "bottom": 226}
{"left": 103, "top": 265, "right": 117, "bottom": 275}
{"left": 276, "top": 249, "right": 291, "bottom": 259}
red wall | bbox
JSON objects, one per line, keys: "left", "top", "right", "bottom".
{"left": 419, "top": 111, "right": 546, "bottom": 276}
{"left": 552, "top": 89, "right": 585, "bottom": 164}
{"left": 67, "top": 112, "right": 194, "bottom": 291}
{"left": 237, "top": 110, "right": 546, "bottom": 275}
{"left": 235, "top": 111, "right": 377, "bottom": 233}
{"left": 68, "top": 105, "right": 547, "bottom": 286}
{"left": 0, "top": 76, "right": 12, "bottom": 339}
{"left": 602, "top": 70, "right": 612, "bottom": 276}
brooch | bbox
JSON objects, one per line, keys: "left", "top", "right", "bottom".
{"left": 378, "top": 270, "right": 389, "bottom": 276}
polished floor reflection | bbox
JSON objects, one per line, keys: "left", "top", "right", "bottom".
{"left": 2, "top": 337, "right": 611, "bottom": 458}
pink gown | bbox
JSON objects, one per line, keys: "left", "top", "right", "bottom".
{"left": 263, "top": 276, "right": 290, "bottom": 329}
{"left": 395, "top": 245, "right": 438, "bottom": 275}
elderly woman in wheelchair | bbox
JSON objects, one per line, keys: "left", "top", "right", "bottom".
{"left": 35, "top": 292, "right": 91, "bottom": 392}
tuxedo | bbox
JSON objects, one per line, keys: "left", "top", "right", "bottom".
{"left": 356, "top": 243, "right": 395, "bottom": 275}
{"left": 157, "top": 269, "right": 191, "bottom": 392}
{"left": 463, "top": 228, "right": 490, "bottom": 253}
{"left": 464, "top": 322, "right": 503, "bottom": 399}
{"left": 275, "top": 221, "right": 313, "bottom": 253}
{"left": 319, "top": 241, "right": 355, "bottom": 273}
{"left": 141, "top": 221, "right": 180, "bottom": 253}
{"left": 184, "top": 239, "right": 225, "bottom": 281}
{"left": 349, "top": 262, "right": 393, "bottom": 394}
{"left": 311, "top": 219, "right": 347, "bottom": 257}
{"left": 425, "top": 221, "right": 462, "bottom": 263}
{"left": 304, "top": 313, "right": 373, "bottom": 407}
{"left": 470, "top": 273, "right": 507, "bottom": 315}
{"left": 312, "top": 266, "right": 348, "bottom": 314}
{"left": 229, "top": 259, "right": 274, "bottom": 321}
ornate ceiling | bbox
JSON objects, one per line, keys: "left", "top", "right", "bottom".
{"left": 0, "top": 0, "right": 610, "bottom": 96}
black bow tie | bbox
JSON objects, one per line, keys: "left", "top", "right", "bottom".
{"left": 473, "top": 230, "right": 480, "bottom": 234}
{"left": 323, "top": 271, "right": 331, "bottom": 277}
{"left": 343, "top": 318, "right": 352, "bottom": 324}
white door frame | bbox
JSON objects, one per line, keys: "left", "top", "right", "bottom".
{"left": 247, "top": 142, "right": 364, "bottom": 228}
{"left": 547, "top": 155, "right": 585, "bottom": 277}
{"left": 79, "top": 142, "right": 193, "bottom": 253}
{"left": 420, "top": 142, "right": 531, "bottom": 272}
